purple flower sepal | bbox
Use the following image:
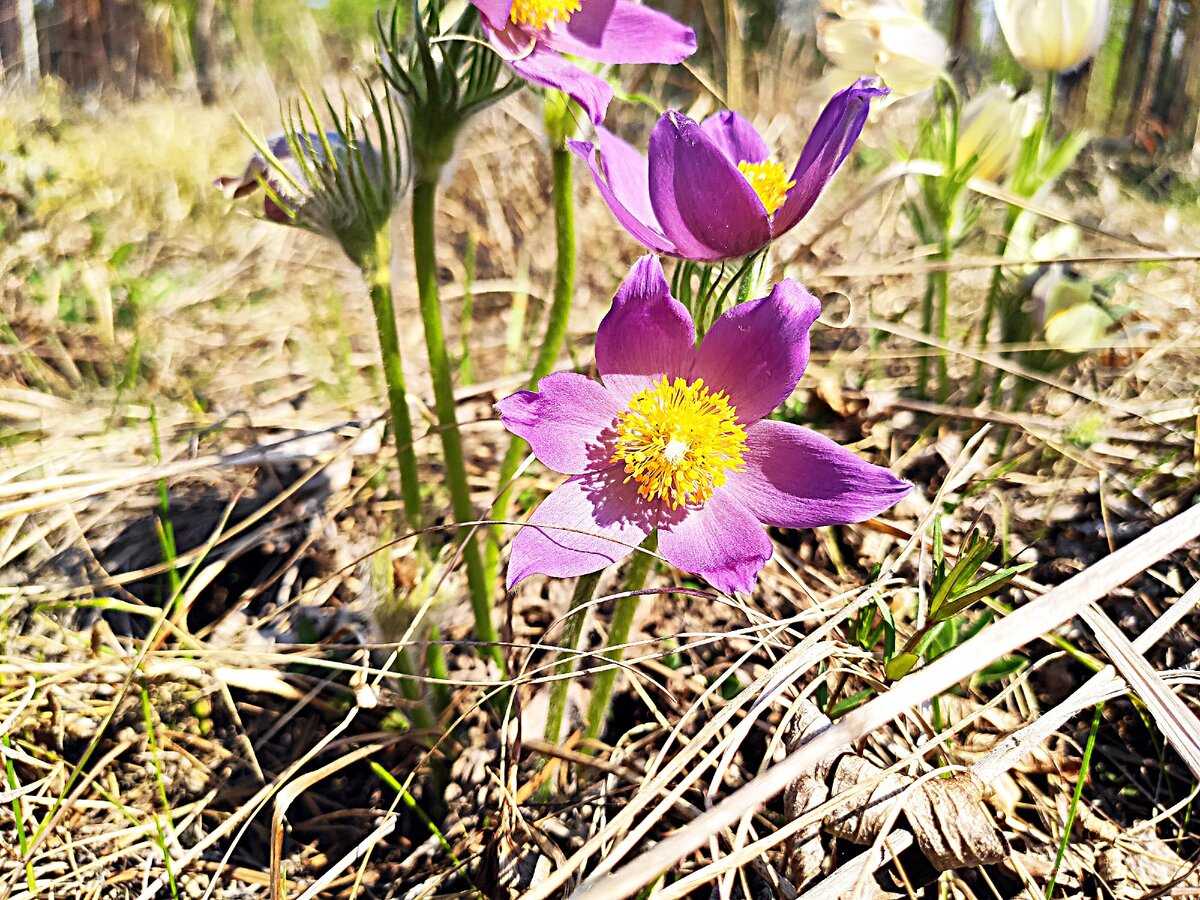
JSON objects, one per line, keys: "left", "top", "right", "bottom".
{"left": 569, "top": 79, "right": 887, "bottom": 262}
{"left": 496, "top": 255, "right": 911, "bottom": 594}
{"left": 471, "top": 0, "right": 697, "bottom": 125}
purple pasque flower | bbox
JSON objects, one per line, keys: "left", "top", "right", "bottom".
{"left": 471, "top": 0, "right": 696, "bottom": 126}
{"left": 496, "top": 255, "right": 910, "bottom": 594}
{"left": 569, "top": 79, "right": 887, "bottom": 262}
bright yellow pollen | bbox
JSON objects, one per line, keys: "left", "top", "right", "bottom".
{"left": 737, "top": 159, "right": 795, "bottom": 217}
{"left": 611, "top": 377, "right": 747, "bottom": 509}
{"left": 509, "top": 0, "right": 580, "bottom": 30}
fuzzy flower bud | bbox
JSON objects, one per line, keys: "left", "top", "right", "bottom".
{"left": 216, "top": 92, "right": 408, "bottom": 269}
{"left": 956, "top": 85, "right": 1039, "bottom": 182}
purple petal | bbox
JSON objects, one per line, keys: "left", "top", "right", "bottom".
{"left": 657, "top": 492, "right": 772, "bottom": 594}
{"left": 470, "top": 0, "right": 514, "bottom": 29}
{"left": 724, "top": 420, "right": 911, "bottom": 528}
{"left": 487, "top": 23, "right": 613, "bottom": 124}
{"left": 496, "top": 372, "right": 622, "bottom": 476}
{"left": 507, "top": 469, "right": 654, "bottom": 587}
{"left": 648, "top": 111, "right": 772, "bottom": 262}
{"left": 559, "top": 0, "right": 616, "bottom": 42}
{"left": 699, "top": 110, "right": 770, "bottom": 166}
{"left": 570, "top": 130, "right": 676, "bottom": 255}
{"left": 595, "top": 255, "right": 696, "bottom": 404}
{"left": 692, "top": 279, "right": 821, "bottom": 424}
{"left": 773, "top": 78, "right": 888, "bottom": 236}
{"left": 543, "top": 0, "right": 697, "bottom": 64}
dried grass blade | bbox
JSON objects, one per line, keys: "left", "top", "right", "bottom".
{"left": 1078, "top": 604, "right": 1200, "bottom": 780}
{"left": 975, "top": 578, "right": 1200, "bottom": 783}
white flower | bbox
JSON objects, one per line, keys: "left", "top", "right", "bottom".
{"left": 817, "top": 0, "right": 948, "bottom": 96}
{"left": 994, "top": 0, "right": 1109, "bottom": 73}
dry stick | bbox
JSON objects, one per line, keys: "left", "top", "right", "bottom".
{"left": 568, "top": 501, "right": 1200, "bottom": 900}
{"left": 269, "top": 739, "right": 399, "bottom": 900}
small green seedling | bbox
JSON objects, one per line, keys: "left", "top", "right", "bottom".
{"left": 885, "top": 518, "right": 1033, "bottom": 682}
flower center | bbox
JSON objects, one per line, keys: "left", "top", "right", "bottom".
{"left": 737, "top": 160, "right": 795, "bottom": 217}
{"left": 611, "top": 376, "right": 748, "bottom": 509}
{"left": 509, "top": 0, "right": 580, "bottom": 31}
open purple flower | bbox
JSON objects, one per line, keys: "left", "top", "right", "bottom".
{"left": 470, "top": 0, "right": 696, "bottom": 125}
{"left": 569, "top": 79, "right": 887, "bottom": 262}
{"left": 496, "top": 255, "right": 910, "bottom": 594}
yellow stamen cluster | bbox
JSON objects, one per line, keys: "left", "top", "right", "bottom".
{"left": 509, "top": 0, "right": 580, "bottom": 31}
{"left": 611, "top": 377, "right": 747, "bottom": 509}
{"left": 737, "top": 160, "right": 795, "bottom": 217}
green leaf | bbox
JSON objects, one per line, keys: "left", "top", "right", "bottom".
{"left": 108, "top": 242, "right": 136, "bottom": 269}
{"left": 936, "top": 562, "right": 1034, "bottom": 620}
{"left": 973, "top": 655, "right": 1028, "bottom": 686}
{"left": 1038, "top": 130, "right": 1090, "bottom": 186}
{"left": 885, "top": 652, "right": 921, "bottom": 682}
{"left": 829, "top": 689, "right": 875, "bottom": 719}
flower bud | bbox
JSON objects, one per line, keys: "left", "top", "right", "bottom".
{"left": 956, "top": 85, "right": 1039, "bottom": 182}
{"left": 217, "top": 91, "right": 409, "bottom": 269}
{"left": 994, "top": 0, "right": 1109, "bottom": 74}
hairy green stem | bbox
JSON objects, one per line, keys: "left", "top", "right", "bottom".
{"left": 917, "top": 275, "right": 936, "bottom": 401}
{"left": 536, "top": 568, "right": 603, "bottom": 802}
{"left": 972, "top": 204, "right": 1014, "bottom": 405}
{"left": 935, "top": 235, "right": 952, "bottom": 402}
{"left": 393, "top": 643, "right": 435, "bottom": 733}
{"left": 987, "top": 76, "right": 1055, "bottom": 406}
{"left": 426, "top": 623, "right": 452, "bottom": 714}
{"left": 366, "top": 229, "right": 424, "bottom": 537}
{"left": 584, "top": 535, "right": 657, "bottom": 742}
{"left": 485, "top": 145, "right": 577, "bottom": 590}
{"left": 544, "top": 569, "right": 601, "bottom": 747}
{"left": 412, "top": 176, "right": 503, "bottom": 673}
{"left": 459, "top": 229, "right": 476, "bottom": 385}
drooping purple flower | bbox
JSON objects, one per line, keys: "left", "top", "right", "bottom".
{"left": 215, "top": 132, "right": 345, "bottom": 225}
{"left": 496, "top": 255, "right": 911, "bottom": 594}
{"left": 569, "top": 79, "right": 887, "bottom": 262}
{"left": 471, "top": 0, "right": 697, "bottom": 125}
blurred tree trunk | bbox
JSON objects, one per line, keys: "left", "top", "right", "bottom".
{"left": 0, "top": 1, "right": 15, "bottom": 80}
{"left": 1131, "top": 0, "right": 1171, "bottom": 137}
{"left": 104, "top": 0, "right": 141, "bottom": 97}
{"left": 1111, "top": 0, "right": 1150, "bottom": 131}
{"left": 16, "top": 0, "right": 38, "bottom": 83}
{"left": 193, "top": 0, "right": 218, "bottom": 104}
{"left": 722, "top": 0, "right": 743, "bottom": 111}
{"left": 1182, "top": 2, "right": 1200, "bottom": 164}
{"left": 1061, "top": 63, "right": 1092, "bottom": 132}
{"left": 948, "top": 0, "right": 973, "bottom": 64}
{"left": 1085, "top": 0, "right": 1129, "bottom": 130}
{"left": 61, "top": 0, "right": 106, "bottom": 87}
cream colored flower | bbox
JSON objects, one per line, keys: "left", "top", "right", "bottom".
{"left": 994, "top": 0, "right": 1109, "bottom": 73}
{"left": 956, "top": 85, "right": 1039, "bottom": 181}
{"left": 817, "top": 1, "right": 948, "bottom": 96}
